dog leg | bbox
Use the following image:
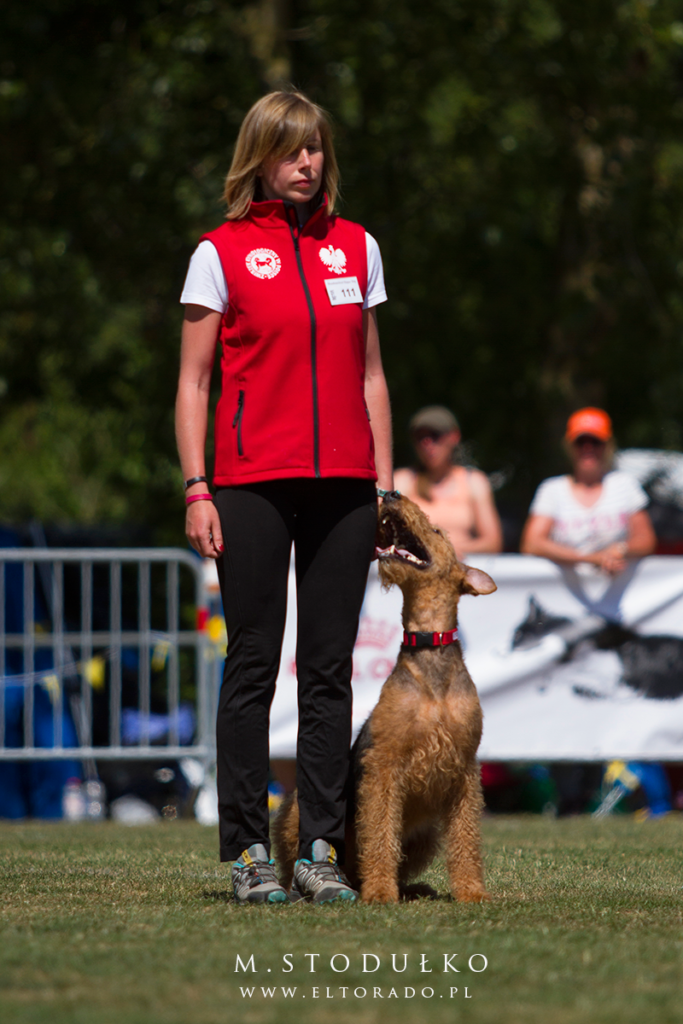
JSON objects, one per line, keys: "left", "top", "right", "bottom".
{"left": 443, "top": 766, "right": 489, "bottom": 903}
{"left": 356, "top": 768, "right": 403, "bottom": 903}
{"left": 272, "top": 792, "right": 299, "bottom": 890}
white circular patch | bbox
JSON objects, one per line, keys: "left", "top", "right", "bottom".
{"left": 245, "top": 248, "right": 281, "bottom": 279}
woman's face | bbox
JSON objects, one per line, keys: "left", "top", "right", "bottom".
{"left": 259, "top": 129, "right": 324, "bottom": 205}
{"left": 414, "top": 429, "right": 461, "bottom": 472}
{"left": 571, "top": 434, "right": 607, "bottom": 476}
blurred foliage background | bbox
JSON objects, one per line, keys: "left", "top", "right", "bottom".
{"left": 2, "top": 0, "right": 683, "bottom": 542}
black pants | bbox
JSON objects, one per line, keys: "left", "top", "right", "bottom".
{"left": 214, "top": 478, "right": 377, "bottom": 862}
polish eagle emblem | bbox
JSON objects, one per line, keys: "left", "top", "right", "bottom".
{"left": 319, "top": 244, "right": 347, "bottom": 275}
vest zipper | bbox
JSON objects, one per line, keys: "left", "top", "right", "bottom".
{"left": 232, "top": 389, "right": 245, "bottom": 457}
{"left": 287, "top": 211, "right": 320, "bottom": 478}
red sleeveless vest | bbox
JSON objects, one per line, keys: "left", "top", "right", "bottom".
{"left": 202, "top": 197, "right": 377, "bottom": 486}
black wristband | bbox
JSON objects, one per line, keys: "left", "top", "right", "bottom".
{"left": 184, "top": 475, "right": 209, "bottom": 491}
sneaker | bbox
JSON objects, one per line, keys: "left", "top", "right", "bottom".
{"left": 231, "top": 844, "right": 289, "bottom": 904}
{"left": 291, "top": 839, "right": 358, "bottom": 904}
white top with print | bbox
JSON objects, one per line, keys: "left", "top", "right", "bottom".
{"left": 529, "top": 471, "right": 648, "bottom": 553}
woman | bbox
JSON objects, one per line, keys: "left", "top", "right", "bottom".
{"left": 521, "top": 407, "right": 656, "bottom": 816}
{"left": 175, "top": 91, "right": 393, "bottom": 904}
{"left": 394, "top": 405, "right": 503, "bottom": 558}
{"left": 521, "top": 407, "right": 655, "bottom": 573}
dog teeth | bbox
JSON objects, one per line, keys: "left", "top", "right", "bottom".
{"left": 391, "top": 547, "right": 426, "bottom": 565}
{"left": 396, "top": 548, "right": 426, "bottom": 565}
{"left": 376, "top": 544, "right": 426, "bottom": 566}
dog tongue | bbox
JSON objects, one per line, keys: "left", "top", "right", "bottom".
{"left": 375, "top": 544, "right": 420, "bottom": 563}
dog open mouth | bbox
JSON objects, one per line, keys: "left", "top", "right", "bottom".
{"left": 375, "top": 514, "right": 431, "bottom": 568}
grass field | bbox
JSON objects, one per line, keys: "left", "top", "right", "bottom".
{"left": 1, "top": 815, "right": 682, "bottom": 1024}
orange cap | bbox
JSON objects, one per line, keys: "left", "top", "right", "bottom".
{"left": 565, "top": 407, "right": 613, "bottom": 442}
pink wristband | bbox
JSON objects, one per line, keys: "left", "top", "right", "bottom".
{"left": 185, "top": 493, "right": 213, "bottom": 506}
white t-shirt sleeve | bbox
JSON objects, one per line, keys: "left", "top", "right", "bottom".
{"left": 180, "top": 240, "right": 228, "bottom": 313}
{"left": 529, "top": 477, "right": 564, "bottom": 518}
{"left": 364, "top": 232, "right": 387, "bottom": 309}
{"left": 611, "top": 471, "right": 649, "bottom": 514}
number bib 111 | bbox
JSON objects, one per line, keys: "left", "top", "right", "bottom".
{"left": 324, "top": 276, "right": 364, "bottom": 306}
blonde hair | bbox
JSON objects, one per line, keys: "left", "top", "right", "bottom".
{"left": 223, "top": 91, "right": 339, "bottom": 219}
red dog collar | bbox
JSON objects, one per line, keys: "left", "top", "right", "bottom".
{"left": 401, "top": 628, "right": 459, "bottom": 650}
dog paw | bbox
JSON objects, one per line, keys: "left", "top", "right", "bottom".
{"left": 455, "top": 889, "right": 490, "bottom": 903}
{"left": 361, "top": 886, "right": 400, "bottom": 904}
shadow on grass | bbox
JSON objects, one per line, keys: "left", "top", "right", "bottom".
{"left": 202, "top": 889, "right": 232, "bottom": 902}
{"left": 400, "top": 882, "right": 441, "bottom": 901}
{"left": 199, "top": 887, "right": 450, "bottom": 904}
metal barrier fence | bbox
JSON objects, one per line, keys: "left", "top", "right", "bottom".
{"left": 0, "top": 549, "right": 216, "bottom": 763}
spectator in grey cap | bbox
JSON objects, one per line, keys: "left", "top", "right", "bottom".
{"left": 394, "top": 405, "right": 503, "bottom": 559}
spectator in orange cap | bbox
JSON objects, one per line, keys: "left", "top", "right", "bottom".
{"left": 394, "top": 405, "right": 503, "bottom": 560}
{"left": 521, "top": 407, "right": 656, "bottom": 574}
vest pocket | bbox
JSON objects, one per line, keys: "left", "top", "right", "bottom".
{"left": 232, "top": 390, "right": 245, "bottom": 457}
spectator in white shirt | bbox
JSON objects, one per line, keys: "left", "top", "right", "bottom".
{"left": 521, "top": 407, "right": 656, "bottom": 574}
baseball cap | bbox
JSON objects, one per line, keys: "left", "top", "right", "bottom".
{"left": 565, "top": 407, "right": 613, "bottom": 442}
{"left": 409, "top": 406, "right": 459, "bottom": 437}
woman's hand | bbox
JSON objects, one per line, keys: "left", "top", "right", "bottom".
{"left": 589, "top": 543, "right": 627, "bottom": 576}
{"left": 185, "top": 500, "right": 224, "bottom": 559}
{"left": 587, "top": 511, "right": 656, "bottom": 575}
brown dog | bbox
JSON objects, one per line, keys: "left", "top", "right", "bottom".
{"left": 273, "top": 492, "right": 496, "bottom": 903}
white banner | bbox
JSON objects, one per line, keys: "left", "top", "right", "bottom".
{"left": 268, "top": 555, "right": 683, "bottom": 761}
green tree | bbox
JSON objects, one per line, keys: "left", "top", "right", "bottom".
{"left": 286, "top": 0, "right": 683, "bottom": 502}
{"left": 0, "top": 0, "right": 262, "bottom": 533}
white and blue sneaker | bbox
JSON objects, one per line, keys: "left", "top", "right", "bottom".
{"left": 291, "top": 840, "right": 358, "bottom": 904}
{"left": 231, "top": 844, "right": 289, "bottom": 904}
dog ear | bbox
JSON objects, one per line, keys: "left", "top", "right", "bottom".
{"left": 460, "top": 565, "right": 497, "bottom": 596}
